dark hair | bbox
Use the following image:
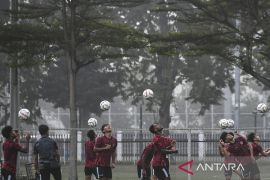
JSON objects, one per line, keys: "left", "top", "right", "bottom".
{"left": 228, "top": 132, "right": 234, "bottom": 137}
{"left": 38, "top": 124, "right": 49, "bottom": 135}
{"left": 149, "top": 123, "right": 157, "bottom": 134}
{"left": 87, "top": 130, "right": 96, "bottom": 140}
{"left": 220, "top": 132, "right": 228, "bottom": 142}
{"left": 101, "top": 124, "right": 109, "bottom": 133}
{"left": 2, "top": 126, "right": 12, "bottom": 139}
{"left": 247, "top": 132, "right": 256, "bottom": 142}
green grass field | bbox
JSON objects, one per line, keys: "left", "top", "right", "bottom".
{"left": 59, "top": 161, "right": 270, "bottom": 180}
{"left": 18, "top": 161, "right": 270, "bottom": 180}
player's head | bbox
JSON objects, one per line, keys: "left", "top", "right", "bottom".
{"left": 87, "top": 129, "right": 96, "bottom": 140}
{"left": 149, "top": 123, "right": 163, "bottom": 134}
{"left": 2, "top": 125, "right": 15, "bottom": 139}
{"left": 38, "top": 124, "right": 49, "bottom": 136}
{"left": 247, "top": 132, "right": 260, "bottom": 143}
{"left": 101, "top": 124, "right": 112, "bottom": 134}
{"left": 220, "top": 131, "right": 234, "bottom": 143}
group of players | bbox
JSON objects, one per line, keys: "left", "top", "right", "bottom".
{"left": 219, "top": 131, "right": 270, "bottom": 180}
{"left": 2, "top": 122, "right": 270, "bottom": 180}
{"left": 84, "top": 123, "right": 178, "bottom": 180}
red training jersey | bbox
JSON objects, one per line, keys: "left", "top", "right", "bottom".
{"left": 227, "top": 136, "right": 251, "bottom": 165}
{"left": 151, "top": 135, "right": 173, "bottom": 167}
{"left": 137, "top": 143, "right": 155, "bottom": 168}
{"left": 2, "top": 139, "right": 23, "bottom": 173}
{"left": 85, "top": 140, "right": 96, "bottom": 168}
{"left": 252, "top": 143, "right": 263, "bottom": 157}
{"left": 95, "top": 136, "right": 117, "bottom": 167}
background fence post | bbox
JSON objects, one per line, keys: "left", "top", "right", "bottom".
{"left": 187, "top": 129, "right": 192, "bottom": 180}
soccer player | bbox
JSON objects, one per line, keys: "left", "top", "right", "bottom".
{"left": 1, "top": 126, "right": 30, "bottom": 180}
{"left": 137, "top": 143, "right": 155, "bottom": 180}
{"left": 94, "top": 124, "right": 117, "bottom": 180}
{"left": 149, "top": 123, "right": 178, "bottom": 180}
{"left": 223, "top": 131, "right": 254, "bottom": 180}
{"left": 33, "top": 124, "right": 61, "bottom": 180}
{"left": 85, "top": 129, "right": 98, "bottom": 180}
{"left": 219, "top": 132, "right": 242, "bottom": 180}
{"left": 247, "top": 133, "right": 270, "bottom": 180}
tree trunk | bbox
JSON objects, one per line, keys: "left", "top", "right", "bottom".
{"left": 62, "top": 0, "right": 78, "bottom": 179}
{"left": 79, "top": 107, "right": 89, "bottom": 128}
{"left": 159, "top": 100, "right": 171, "bottom": 128}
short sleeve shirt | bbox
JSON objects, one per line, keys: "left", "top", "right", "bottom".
{"left": 85, "top": 140, "right": 96, "bottom": 168}
{"left": 34, "top": 136, "right": 60, "bottom": 167}
{"left": 95, "top": 136, "right": 117, "bottom": 167}
{"left": 2, "top": 140, "right": 23, "bottom": 173}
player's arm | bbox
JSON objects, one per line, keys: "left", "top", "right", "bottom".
{"left": 248, "top": 143, "right": 256, "bottom": 162}
{"left": 160, "top": 148, "right": 178, "bottom": 154}
{"left": 161, "top": 139, "right": 178, "bottom": 154}
{"left": 93, "top": 137, "right": 111, "bottom": 152}
{"left": 93, "top": 144, "right": 111, "bottom": 152}
{"left": 218, "top": 140, "right": 230, "bottom": 157}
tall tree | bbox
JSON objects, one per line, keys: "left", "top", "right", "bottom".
{"left": 151, "top": 0, "right": 270, "bottom": 89}
{"left": 0, "top": 0, "right": 148, "bottom": 179}
{"left": 113, "top": 1, "right": 234, "bottom": 129}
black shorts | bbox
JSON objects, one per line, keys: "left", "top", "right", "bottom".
{"left": 250, "top": 162, "right": 260, "bottom": 177}
{"left": 137, "top": 165, "right": 151, "bottom": 180}
{"left": 224, "top": 164, "right": 232, "bottom": 177}
{"left": 85, "top": 167, "right": 98, "bottom": 178}
{"left": 2, "top": 168, "right": 16, "bottom": 180}
{"left": 241, "top": 163, "right": 253, "bottom": 178}
{"left": 153, "top": 166, "right": 170, "bottom": 179}
{"left": 97, "top": 166, "right": 112, "bottom": 178}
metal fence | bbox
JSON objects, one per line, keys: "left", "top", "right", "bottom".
{"left": 6, "top": 127, "right": 270, "bottom": 166}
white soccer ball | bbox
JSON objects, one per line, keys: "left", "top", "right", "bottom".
{"left": 143, "top": 89, "right": 154, "bottom": 99}
{"left": 257, "top": 103, "right": 268, "bottom": 113}
{"left": 18, "top": 108, "right": 30, "bottom": 120}
{"left": 88, "top": 118, "right": 97, "bottom": 128}
{"left": 227, "top": 119, "right": 235, "bottom": 128}
{"left": 219, "top": 119, "right": 228, "bottom": 129}
{"left": 100, "top": 100, "right": 111, "bottom": 111}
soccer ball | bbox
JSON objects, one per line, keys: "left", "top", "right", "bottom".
{"left": 88, "top": 118, "right": 97, "bottom": 128}
{"left": 18, "top": 109, "right": 30, "bottom": 120}
{"left": 143, "top": 89, "right": 154, "bottom": 99}
{"left": 257, "top": 103, "right": 268, "bottom": 113}
{"left": 219, "top": 119, "right": 228, "bottom": 129}
{"left": 100, "top": 100, "right": 111, "bottom": 111}
{"left": 227, "top": 119, "right": 234, "bottom": 128}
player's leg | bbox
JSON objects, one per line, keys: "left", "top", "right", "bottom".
{"left": 2, "top": 169, "right": 16, "bottom": 180}
{"left": 40, "top": 168, "right": 51, "bottom": 180}
{"left": 250, "top": 162, "right": 260, "bottom": 180}
{"left": 104, "top": 167, "right": 112, "bottom": 180}
{"left": 50, "top": 167, "right": 62, "bottom": 180}
{"left": 153, "top": 167, "right": 170, "bottom": 180}
{"left": 85, "top": 167, "right": 92, "bottom": 180}
{"left": 97, "top": 166, "right": 107, "bottom": 180}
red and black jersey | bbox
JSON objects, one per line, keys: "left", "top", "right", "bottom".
{"left": 251, "top": 143, "right": 263, "bottom": 157}
{"left": 85, "top": 140, "right": 96, "bottom": 168}
{"left": 151, "top": 135, "right": 174, "bottom": 167}
{"left": 137, "top": 143, "right": 155, "bottom": 168}
{"left": 95, "top": 136, "right": 117, "bottom": 167}
{"left": 2, "top": 139, "right": 23, "bottom": 173}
